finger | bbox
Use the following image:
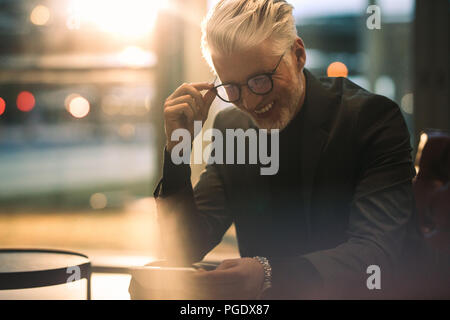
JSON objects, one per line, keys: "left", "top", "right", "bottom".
{"left": 165, "top": 94, "right": 193, "bottom": 107}
{"left": 180, "top": 86, "right": 206, "bottom": 118}
{"left": 168, "top": 82, "right": 212, "bottom": 102}
{"left": 166, "top": 95, "right": 200, "bottom": 120}
{"left": 169, "top": 83, "right": 213, "bottom": 118}
{"left": 164, "top": 103, "right": 195, "bottom": 125}
{"left": 190, "top": 268, "right": 241, "bottom": 284}
{"left": 201, "top": 88, "right": 217, "bottom": 121}
{"left": 216, "top": 259, "right": 239, "bottom": 271}
{"left": 191, "top": 82, "right": 215, "bottom": 91}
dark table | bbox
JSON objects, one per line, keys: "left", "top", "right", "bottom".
{"left": 0, "top": 248, "right": 91, "bottom": 299}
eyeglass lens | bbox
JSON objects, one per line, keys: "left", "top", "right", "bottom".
{"left": 216, "top": 74, "right": 272, "bottom": 102}
{"left": 248, "top": 75, "right": 272, "bottom": 94}
{"left": 217, "top": 84, "right": 240, "bottom": 102}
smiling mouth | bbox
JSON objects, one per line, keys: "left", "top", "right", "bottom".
{"left": 254, "top": 102, "right": 274, "bottom": 115}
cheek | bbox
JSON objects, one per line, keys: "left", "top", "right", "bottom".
{"left": 275, "top": 84, "right": 294, "bottom": 103}
{"left": 275, "top": 77, "right": 295, "bottom": 94}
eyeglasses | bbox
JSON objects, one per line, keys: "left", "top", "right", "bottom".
{"left": 213, "top": 52, "right": 286, "bottom": 103}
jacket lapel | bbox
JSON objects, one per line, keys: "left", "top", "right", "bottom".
{"left": 240, "top": 69, "right": 338, "bottom": 238}
{"left": 300, "top": 121, "right": 328, "bottom": 239}
{"left": 300, "top": 69, "right": 337, "bottom": 239}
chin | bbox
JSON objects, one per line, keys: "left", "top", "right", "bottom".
{"left": 253, "top": 107, "right": 292, "bottom": 131}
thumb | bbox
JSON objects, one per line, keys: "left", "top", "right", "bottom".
{"left": 216, "top": 259, "right": 239, "bottom": 271}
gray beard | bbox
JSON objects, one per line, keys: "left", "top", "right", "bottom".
{"left": 254, "top": 91, "right": 303, "bottom": 131}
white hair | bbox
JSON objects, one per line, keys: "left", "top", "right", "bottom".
{"left": 201, "top": 0, "right": 298, "bottom": 73}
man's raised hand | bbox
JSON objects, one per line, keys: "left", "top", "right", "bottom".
{"left": 163, "top": 82, "right": 216, "bottom": 152}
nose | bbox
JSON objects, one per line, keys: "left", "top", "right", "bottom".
{"left": 240, "top": 86, "right": 263, "bottom": 112}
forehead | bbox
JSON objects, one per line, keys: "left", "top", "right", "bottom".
{"left": 211, "top": 41, "right": 277, "bottom": 83}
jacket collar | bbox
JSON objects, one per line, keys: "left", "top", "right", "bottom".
{"left": 302, "top": 68, "right": 338, "bottom": 133}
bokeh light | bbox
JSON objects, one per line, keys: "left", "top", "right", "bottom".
{"left": 327, "top": 61, "right": 348, "bottom": 77}
{"left": 66, "top": 95, "right": 90, "bottom": 118}
{"left": 64, "top": 93, "right": 81, "bottom": 111}
{"left": 90, "top": 193, "right": 107, "bottom": 210}
{"left": 401, "top": 93, "right": 414, "bottom": 114}
{"left": 0, "top": 97, "right": 5, "bottom": 116}
{"left": 30, "top": 5, "right": 51, "bottom": 26}
{"left": 17, "top": 91, "right": 36, "bottom": 112}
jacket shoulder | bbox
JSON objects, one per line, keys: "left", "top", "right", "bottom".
{"left": 319, "top": 76, "right": 402, "bottom": 131}
{"left": 335, "top": 77, "right": 399, "bottom": 115}
{"left": 324, "top": 76, "right": 391, "bottom": 108}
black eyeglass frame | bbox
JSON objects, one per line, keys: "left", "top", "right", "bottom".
{"left": 212, "top": 51, "right": 286, "bottom": 103}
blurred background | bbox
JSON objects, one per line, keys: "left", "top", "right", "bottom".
{"left": 0, "top": 0, "right": 448, "bottom": 299}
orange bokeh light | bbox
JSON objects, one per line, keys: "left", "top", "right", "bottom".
{"left": 17, "top": 91, "right": 36, "bottom": 112}
{"left": 0, "top": 97, "right": 5, "bottom": 116}
{"left": 327, "top": 62, "right": 348, "bottom": 78}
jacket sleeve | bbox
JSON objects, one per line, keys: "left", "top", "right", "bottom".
{"left": 154, "top": 115, "right": 233, "bottom": 265}
{"left": 269, "top": 95, "right": 419, "bottom": 299}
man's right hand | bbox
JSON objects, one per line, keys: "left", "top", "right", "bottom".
{"left": 163, "top": 82, "right": 217, "bottom": 152}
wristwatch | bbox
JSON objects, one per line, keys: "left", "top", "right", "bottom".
{"left": 253, "top": 256, "right": 272, "bottom": 292}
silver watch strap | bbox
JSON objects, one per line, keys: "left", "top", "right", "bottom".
{"left": 253, "top": 256, "right": 272, "bottom": 292}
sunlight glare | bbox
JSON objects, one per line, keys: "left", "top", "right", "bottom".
{"left": 68, "top": 0, "right": 163, "bottom": 38}
{"left": 118, "top": 46, "right": 153, "bottom": 68}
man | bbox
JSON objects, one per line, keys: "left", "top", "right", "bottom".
{"left": 130, "top": 0, "right": 425, "bottom": 299}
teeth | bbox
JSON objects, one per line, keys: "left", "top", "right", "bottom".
{"left": 255, "top": 102, "right": 274, "bottom": 114}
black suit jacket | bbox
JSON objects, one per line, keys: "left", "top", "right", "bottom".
{"left": 154, "top": 69, "right": 425, "bottom": 299}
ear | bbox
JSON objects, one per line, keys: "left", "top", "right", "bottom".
{"left": 292, "top": 37, "right": 306, "bottom": 72}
